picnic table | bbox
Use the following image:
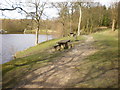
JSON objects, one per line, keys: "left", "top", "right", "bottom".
{"left": 54, "top": 40, "right": 73, "bottom": 51}
{"left": 58, "top": 40, "right": 70, "bottom": 49}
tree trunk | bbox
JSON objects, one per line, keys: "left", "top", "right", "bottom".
{"left": 77, "top": 5, "right": 82, "bottom": 36}
{"left": 62, "top": 23, "right": 65, "bottom": 37}
{"left": 46, "top": 25, "right": 48, "bottom": 41}
{"left": 112, "top": 19, "right": 116, "bottom": 31}
{"left": 46, "top": 30, "right": 48, "bottom": 41}
{"left": 35, "top": 25, "right": 39, "bottom": 45}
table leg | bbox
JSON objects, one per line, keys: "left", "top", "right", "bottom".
{"left": 64, "top": 43, "right": 68, "bottom": 49}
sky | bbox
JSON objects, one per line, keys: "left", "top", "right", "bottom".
{"left": 0, "top": 0, "right": 119, "bottom": 19}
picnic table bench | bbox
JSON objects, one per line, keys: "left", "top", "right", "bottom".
{"left": 54, "top": 40, "right": 73, "bottom": 51}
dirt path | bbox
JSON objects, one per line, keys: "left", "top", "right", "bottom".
{"left": 14, "top": 35, "right": 113, "bottom": 88}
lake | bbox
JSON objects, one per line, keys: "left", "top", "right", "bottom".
{"left": 0, "top": 34, "right": 53, "bottom": 64}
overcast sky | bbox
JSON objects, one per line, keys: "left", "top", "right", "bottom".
{"left": 0, "top": 0, "right": 119, "bottom": 19}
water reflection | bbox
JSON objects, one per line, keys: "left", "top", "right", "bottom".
{"left": 1, "top": 34, "right": 53, "bottom": 64}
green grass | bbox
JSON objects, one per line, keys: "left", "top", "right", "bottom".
{"left": 2, "top": 29, "right": 118, "bottom": 88}
{"left": 2, "top": 35, "right": 84, "bottom": 88}
{"left": 90, "top": 29, "right": 118, "bottom": 61}
{"left": 2, "top": 51, "right": 62, "bottom": 88}
{"left": 74, "top": 29, "right": 118, "bottom": 88}
{"left": 15, "top": 36, "right": 84, "bottom": 58}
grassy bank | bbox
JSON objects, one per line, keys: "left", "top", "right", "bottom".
{"left": 2, "top": 35, "right": 84, "bottom": 88}
{"left": 15, "top": 35, "right": 84, "bottom": 58}
{"left": 2, "top": 29, "right": 118, "bottom": 88}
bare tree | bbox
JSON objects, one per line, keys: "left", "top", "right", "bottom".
{"left": 77, "top": 4, "right": 82, "bottom": 36}
{"left": 111, "top": 2, "right": 118, "bottom": 31}
{"left": 0, "top": 0, "right": 47, "bottom": 45}
{"left": 118, "top": 2, "right": 120, "bottom": 29}
{"left": 52, "top": 2, "right": 69, "bottom": 37}
{"left": 28, "top": 1, "right": 46, "bottom": 45}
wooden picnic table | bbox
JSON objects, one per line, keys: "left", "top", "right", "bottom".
{"left": 53, "top": 40, "right": 73, "bottom": 51}
{"left": 58, "top": 40, "right": 70, "bottom": 44}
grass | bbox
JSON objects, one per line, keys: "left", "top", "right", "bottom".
{"left": 15, "top": 35, "right": 84, "bottom": 58}
{"left": 2, "top": 29, "right": 118, "bottom": 88}
{"left": 89, "top": 29, "right": 118, "bottom": 62}
{"left": 2, "top": 35, "right": 84, "bottom": 88}
{"left": 74, "top": 29, "right": 118, "bottom": 88}
{"left": 2, "top": 51, "right": 62, "bottom": 88}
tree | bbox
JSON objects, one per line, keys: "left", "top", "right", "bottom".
{"left": 52, "top": 2, "right": 70, "bottom": 37}
{"left": 27, "top": 1, "right": 46, "bottom": 45}
{"left": 77, "top": 4, "right": 82, "bottom": 36}
{"left": 0, "top": 0, "right": 47, "bottom": 45}
{"left": 118, "top": 2, "right": 120, "bottom": 29}
{"left": 111, "top": 2, "right": 118, "bottom": 31}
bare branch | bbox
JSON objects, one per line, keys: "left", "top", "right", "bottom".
{"left": 0, "top": 7, "right": 28, "bottom": 14}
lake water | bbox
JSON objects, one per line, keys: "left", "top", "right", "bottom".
{"left": 0, "top": 34, "right": 53, "bottom": 64}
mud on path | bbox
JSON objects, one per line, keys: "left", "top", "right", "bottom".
{"left": 14, "top": 35, "right": 118, "bottom": 88}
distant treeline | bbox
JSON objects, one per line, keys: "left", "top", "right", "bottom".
{"left": 55, "top": 2, "right": 118, "bottom": 36}
{"left": 0, "top": 2, "right": 119, "bottom": 35}
{"left": 1, "top": 19, "right": 58, "bottom": 33}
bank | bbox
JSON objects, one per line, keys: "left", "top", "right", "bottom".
{"left": 2, "top": 29, "right": 118, "bottom": 88}
{"left": 2, "top": 35, "right": 85, "bottom": 88}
